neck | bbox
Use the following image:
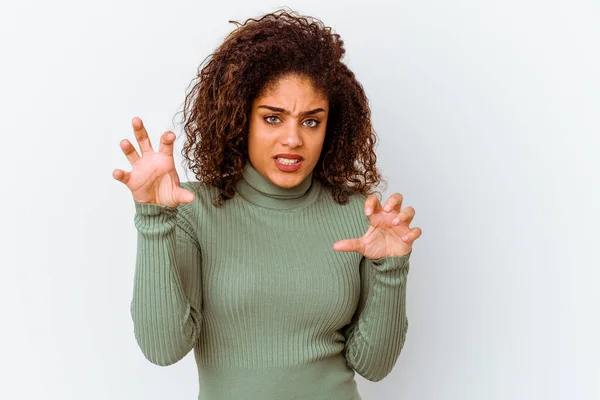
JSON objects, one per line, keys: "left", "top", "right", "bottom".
{"left": 234, "top": 161, "right": 320, "bottom": 210}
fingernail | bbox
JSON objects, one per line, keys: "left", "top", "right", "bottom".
{"left": 402, "top": 235, "right": 409, "bottom": 241}
{"left": 365, "top": 208, "right": 372, "bottom": 215}
{"left": 384, "top": 205, "right": 391, "bottom": 212}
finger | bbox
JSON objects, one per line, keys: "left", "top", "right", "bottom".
{"left": 364, "top": 194, "right": 383, "bottom": 216}
{"left": 383, "top": 193, "right": 404, "bottom": 213}
{"left": 177, "top": 188, "right": 195, "bottom": 204}
{"left": 393, "top": 206, "right": 415, "bottom": 225}
{"left": 112, "top": 168, "right": 130, "bottom": 185}
{"left": 332, "top": 238, "right": 363, "bottom": 253}
{"left": 401, "top": 227, "right": 422, "bottom": 244}
{"left": 120, "top": 138, "right": 140, "bottom": 166}
{"left": 132, "top": 117, "right": 154, "bottom": 154}
{"left": 158, "top": 131, "right": 176, "bottom": 156}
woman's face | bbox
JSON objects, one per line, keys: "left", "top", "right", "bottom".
{"left": 247, "top": 74, "right": 329, "bottom": 189}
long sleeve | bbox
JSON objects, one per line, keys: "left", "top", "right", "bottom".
{"left": 130, "top": 193, "right": 203, "bottom": 366}
{"left": 342, "top": 249, "right": 412, "bottom": 382}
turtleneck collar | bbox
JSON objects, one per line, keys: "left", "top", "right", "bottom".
{"left": 234, "top": 161, "right": 321, "bottom": 210}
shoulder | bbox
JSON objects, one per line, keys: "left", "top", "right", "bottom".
{"left": 315, "top": 187, "right": 372, "bottom": 237}
{"left": 318, "top": 185, "right": 370, "bottom": 222}
{"left": 180, "top": 180, "right": 214, "bottom": 200}
{"left": 177, "top": 181, "right": 219, "bottom": 219}
{"left": 319, "top": 185, "right": 369, "bottom": 210}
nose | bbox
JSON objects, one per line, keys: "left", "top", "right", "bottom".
{"left": 280, "top": 124, "right": 303, "bottom": 148}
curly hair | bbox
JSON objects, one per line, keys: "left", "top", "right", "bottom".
{"left": 176, "top": 8, "right": 386, "bottom": 207}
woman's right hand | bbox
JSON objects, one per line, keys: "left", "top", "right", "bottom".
{"left": 112, "top": 117, "right": 195, "bottom": 208}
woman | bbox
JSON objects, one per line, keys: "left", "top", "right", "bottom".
{"left": 113, "top": 9, "right": 421, "bottom": 400}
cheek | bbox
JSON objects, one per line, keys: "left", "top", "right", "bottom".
{"left": 247, "top": 119, "right": 261, "bottom": 147}
{"left": 312, "top": 128, "right": 327, "bottom": 150}
{"left": 248, "top": 127, "right": 274, "bottom": 154}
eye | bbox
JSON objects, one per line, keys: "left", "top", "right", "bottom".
{"left": 303, "top": 119, "right": 320, "bottom": 128}
{"left": 264, "top": 115, "right": 281, "bottom": 124}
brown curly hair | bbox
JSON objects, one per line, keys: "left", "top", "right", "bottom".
{"left": 176, "top": 8, "right": 386, "bottom": 207}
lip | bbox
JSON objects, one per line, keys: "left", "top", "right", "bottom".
{"left": 274, "top": 158, "right": 303, "bottom": 172}
{"left": 274, "top": 153, "right": 304, "bottom": 160}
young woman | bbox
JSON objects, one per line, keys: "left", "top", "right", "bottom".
{"left": 113, "top": 9, "right": 421, "bottom": 400}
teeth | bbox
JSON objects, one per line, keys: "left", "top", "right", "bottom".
{"left": 277, "top": 158, "right": 301, "bottom": 165}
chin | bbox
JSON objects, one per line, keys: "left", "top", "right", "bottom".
{"left": 273, "top": 176, "right": 302, "bottom": 189}
{"left": 270, "top": 171, "right": 305, "bottom": 188}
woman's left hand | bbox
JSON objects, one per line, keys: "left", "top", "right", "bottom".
{"left": 332, "top": 193, "right": 422, "bottom": 259}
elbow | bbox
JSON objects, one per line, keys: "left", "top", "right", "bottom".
{"left": 363, "top": 374, "right": 386, "bottom": 383}
{"left": 351, "top": 342, "right": 408, "bottom": 382}
{"left": 346, "top": 327, "right": 408, "bottom": 382}
{"left": 345, "top": 347, "right": 392, "bottom": 382}
{"left": 351, "top": 362, "right": 394, "bottom": 382}
{"left": 133, "top": 328, "right": 196, "bottom": 367}
{"left": 139, "top": 344, "right": 188, "bottom": 367}
{"left": 132, "top": 323, "right": 195, "bottom": 366}
{"left": 131, "top": 306, "right": 202, "bottom": 367}
{"left": 363, "top": 366, "right": 390, "bottom": 382}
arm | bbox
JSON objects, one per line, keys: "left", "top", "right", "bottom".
{"left": 130, "top": 189, "right": 203, "bottom": 366}
{"left": 342, "top": 250, "right": 412, "bottom": 382}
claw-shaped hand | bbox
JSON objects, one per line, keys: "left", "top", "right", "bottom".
{"left": 332, "top": 193, "right": 422, "bottom": 259}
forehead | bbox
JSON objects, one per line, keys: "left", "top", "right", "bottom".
{"left": 255, "top": 74, "right": 327, "bottom": 104}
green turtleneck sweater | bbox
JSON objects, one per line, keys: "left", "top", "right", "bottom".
{"left": 131, "top": 161, "right": 412, "bottom": 400}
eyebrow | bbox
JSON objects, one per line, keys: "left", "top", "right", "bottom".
{"left": 257, "top": 105, "right": 326, "bottom": 116}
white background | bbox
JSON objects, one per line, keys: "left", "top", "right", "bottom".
{"left": 1, "top": 0, "right": 598, "bottom": 399}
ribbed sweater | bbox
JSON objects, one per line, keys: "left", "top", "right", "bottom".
{"left": 131, "top": 161, "right": 412, "bottom": 400}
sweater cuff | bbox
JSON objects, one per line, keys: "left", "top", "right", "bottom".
{"left": 134, "top": 200, "right": 178, "bottom": 216}
{"left": 369, "top": 249, "right": 412, "bottom": 272}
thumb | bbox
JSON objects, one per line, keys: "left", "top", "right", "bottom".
{"left": 177, "top": 188, "right": 195, "bottom": 204}
{"left": 332, "top": 238, "right": 362, "bottom": 253}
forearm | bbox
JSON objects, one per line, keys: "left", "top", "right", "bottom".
{"left": 344, "top": 251, "right": 411, "bottom": 382}
{"left": 131, "top": 202, "right": 203, "bottom": 366}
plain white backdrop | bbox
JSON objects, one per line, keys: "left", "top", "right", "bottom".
{"left": 1, "top": 0, "right": 598, "bottom": 399}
